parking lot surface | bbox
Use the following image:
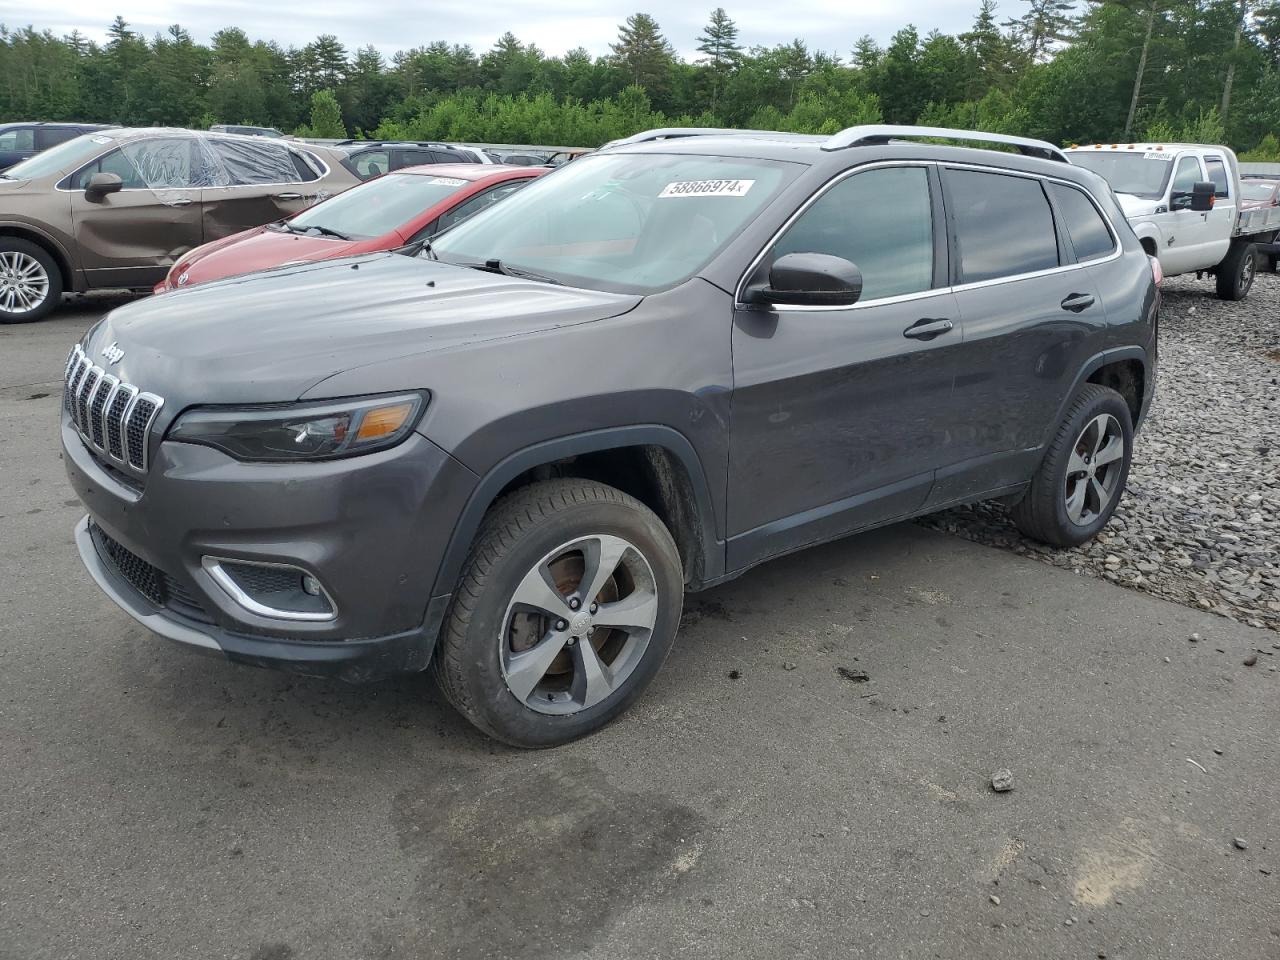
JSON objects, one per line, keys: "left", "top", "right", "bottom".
{"left": 2, "top": 300, "right": 1277, "bottom": 960}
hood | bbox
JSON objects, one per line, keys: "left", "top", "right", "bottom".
{"left": 84, "top": 253, "right": 642, "bottom": 407}
{"left": 1114, "top": 192, "right": 1163, "bottom": 219}
{"left": 175, "top": 225, "right": 365, "bottom": 288}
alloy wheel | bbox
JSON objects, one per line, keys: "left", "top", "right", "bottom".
{"left": 1063, "top": 413, "right": 1124, "bottom": 526}
{"left": 500, "top": 534, "right": 659, "bottom": 715}
{"left": 0, "top": 251, "right": 50, "bottom": 315}
{"left": 1240, "top": 250, "right": 1256, "bottom": 294}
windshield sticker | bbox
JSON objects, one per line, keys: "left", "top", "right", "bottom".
{"left": 658, "top": 179, "right": 755, "bottom": 198}
{"left": 427, "top": 176, "right": 467, "bottom": 187}
{"left": 1143, "top": 152, "right": 1173, "bottom": 161}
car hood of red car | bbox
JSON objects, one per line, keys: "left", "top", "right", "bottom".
{"left": 175, "top": 225, "right": 381, "bottom": 287}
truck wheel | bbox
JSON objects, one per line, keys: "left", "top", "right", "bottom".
{"left": 432, "top": 478, "right": 683, "bottom": 748}
{"left": 1011, "top": 384, "right": 1133, "bottom": 548}
{"left": 0, "top": 238, "right": 62, "bottom": 324}
{"left": 1215, "top": 241, "right": 1257, "bottom": 300}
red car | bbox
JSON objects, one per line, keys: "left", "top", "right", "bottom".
{"left": 1240, "top": 177, "right": 1280, "bottom": 210}
{"left": 154, "top": 164, "right": 545, "bottom": 292}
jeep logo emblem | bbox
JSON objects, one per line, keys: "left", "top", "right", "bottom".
{"left": 102, "top": 341, "right": 125, "bottom": 365}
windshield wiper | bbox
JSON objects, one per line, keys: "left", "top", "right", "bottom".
{"left": 398, "top": 236, "right": 439, "bottom": 261}
{"left": 465, "top": 259, "right": 564, "bottom": 286}
{"left": 301, "top": 224, "right": 351, "bottom": 241}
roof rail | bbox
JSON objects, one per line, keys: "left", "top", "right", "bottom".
{"left": 822, "top": 125, "right": 1068, "bottom": 163}
{"left": 601, "top": 127, "right": 788, "bottom": 149}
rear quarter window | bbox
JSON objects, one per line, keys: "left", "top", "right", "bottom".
{"left": 947, "top": 169, "right": 1060, "bottom": 283}
{"left": 1048, "top": 183, "right": 1116, "bottom": 263}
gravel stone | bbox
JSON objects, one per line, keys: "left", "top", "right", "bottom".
{"left": 990, "top": 768, "right": 1014, "bottom": 792}
{"left": 1234, "top": 837, "right": 1249, "bottom": 850}
{"left": 921, "top": 275, "right": 1280, "bottom": 634}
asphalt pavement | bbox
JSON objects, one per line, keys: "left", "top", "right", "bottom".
{"left": 2, "top": 300, "right": 1277, "bottom": 960}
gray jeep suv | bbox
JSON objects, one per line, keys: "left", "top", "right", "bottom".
{"left": 63, "top": 125, "right": 1159, "bottom": 747}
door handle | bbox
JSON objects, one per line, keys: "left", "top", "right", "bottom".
{"left": 1060, "top": 293, "right": 1096, "bottom": 312}
{"left": 168, "top": 197, "right": 193, "bottom": 207}
{"left": 275, "top": 192, "right": 302, "bottom": 200}
{"left": 902, "top": 318, "right": 954, "bottom": 341}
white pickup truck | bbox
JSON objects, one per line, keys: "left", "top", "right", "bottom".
{"left": 1065, "top": 143, "right": 1280, "bottom": 300}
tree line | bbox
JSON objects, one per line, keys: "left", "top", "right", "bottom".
{"left": 3, "top": 2, "right": 1280, "bottom": 158}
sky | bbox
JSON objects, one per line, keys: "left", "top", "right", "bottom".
{"left": 0, "top": 0, "right": 987, "bottom": 60}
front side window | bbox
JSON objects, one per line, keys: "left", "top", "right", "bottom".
{"left": 72, "top": 141, "right": 194, "bottom": 190}
{"left": 1171, "top": 156, "right": 1203, "bottom": 194}
{"left": 0, "top": 127, "right": 35, "bottom": 151}
{"left": 1204, "top": 157, "right": 1230, "bottom": 198}
{"left": 948, "top": 169, "right": 1059, "bottom": 283}
{"left": 1049, "top": 183, "right": 1115, "bottom": 263}
{"left": 769, "top": 166, "right": 934, "bottom": 302}
{"left": 431, "top": 152, "right": 799, "bottom": 294}
{"left": 435, "top": 182, "right": 527, "bottom": 232}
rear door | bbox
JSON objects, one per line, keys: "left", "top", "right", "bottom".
{"left": 200, "top": 139, "right": 324, "bottom": 238}
{"left": 933, "top": 166, "right": 1107, "bottom": 504}
{"left": 727, "top": 162, "right": 960, "bottom": 568}
{"left": 68, "top": 137, "right": 204, "bottom": 289}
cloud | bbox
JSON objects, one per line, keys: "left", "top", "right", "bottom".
{"left": 1, "top": 0, "right": 985, "bottom": 58}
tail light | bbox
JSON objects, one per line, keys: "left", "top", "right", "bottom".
{"left": 1148, "top": 255, "right": 1163, "bottom": 286}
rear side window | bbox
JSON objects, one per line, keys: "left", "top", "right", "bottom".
{"left": 1204, "top": 157, "right": 1230, "bottom": 198}
{"left": 947, "top": 170, "right": 1059, "bottom": 283}
{"left": 36, "top": 127, "right": 81, "bottom": 149}
{"left": 1048, "top": 183, "right": 1115, "bottom": 263}
{"left": 771, "top": 166, "right": 934, "bottom": 301}
{"left": 0, "top": 127, "right": 34, "bottom": 151}
{"left": 352, "top": 150, "right": 390, "bottom": 178}
{"left": 208, "top": 139, "right": 302, "bottom": 185}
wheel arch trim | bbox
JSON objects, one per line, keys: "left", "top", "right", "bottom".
{"left": 1042, "top": 346, "right": 1152, "bottom": 449}
{"left": 0, "top": 221, "right": 77, "bottom": 292}
{"left": 427, "top": 425, "right": 725, "bottom": 604}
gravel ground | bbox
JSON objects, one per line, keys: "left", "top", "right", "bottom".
{"left": 923, "top": 271, "right": 1280, "bottom": 633}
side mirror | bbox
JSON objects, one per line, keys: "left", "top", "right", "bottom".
{"left": 85, "top": 171, "right": 123, "bottom": 201}
{"left": 1189, "top": 180, "right": 1216, "bottom": 212}
{"left": 745, "top": 252, "right": 863, "bottom": 307}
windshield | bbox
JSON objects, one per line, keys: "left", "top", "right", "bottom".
{"left": 430, "top": 152, "right": 799, "bottom": 294}
{"left": 1241, "top": 180, "right": 1278, "bottom": 202}
{"left": 2, "top": 133, "right": 114, "bottom": 181}
{"left": 1069, "top": 152, "right": 1175, "bottom": 200}
{"left": 288, "top": 172, "right": 471, "bottom": 238}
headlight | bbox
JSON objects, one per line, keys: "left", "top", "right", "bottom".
{"left": 168, "top": 392, "right": 426, "bottom": 462}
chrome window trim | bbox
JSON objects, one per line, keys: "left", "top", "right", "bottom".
{"left": 201, "top": 556, "right": 339, "bottom": 623}
{"left": 734, "top": 158, "right": 1124, "bottom": 313}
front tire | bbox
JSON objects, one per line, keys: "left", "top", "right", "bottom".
{"left": 432, "top": 478, "right": 684, "bottom": 748}
{"left": 1215, "top": 241, "right": 1257, "bottom": 301}
{"left": 1011, "top": 384, "right": 1133, "bottom": 548}
{"left": 0, "top": 238, "right": 62, "bottom": 324}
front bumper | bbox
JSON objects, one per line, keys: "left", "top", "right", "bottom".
{"left": 63, "top": 412, "right": 477, "bottom": 681}
{"left": 75, "top": 516, "right": 445, "bottom": 681}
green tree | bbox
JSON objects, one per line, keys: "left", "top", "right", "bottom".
{"left": 610, "top": 13, "right": 676, "bottom": 95}
{"left": 301, "top": 88, "right": 346, "bottom": 138}
{"left": 696, "top": 8, "right": 743, "bottom": 111}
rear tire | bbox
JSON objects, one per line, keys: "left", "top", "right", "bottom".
{"left": 1011, "top": 384, "right": 1133, "bottom": 548}
{"left": 1215, "top": 241, "right": 1257, "bottom": 300}
{"left": 431, "top": 478, "right": 683, "bottom": 748}
{"left": 0, "top": 238, "right": 62, "bottom": 324}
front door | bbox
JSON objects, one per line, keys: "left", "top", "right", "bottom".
{"left": 727, "top": 163, "right": 959, "bottom": 570}
{"left": 1155, "top": 153, "right": 1227, "bottom": 275}
{"left": 68, "top": 137, "right": 204, "bottom": 289}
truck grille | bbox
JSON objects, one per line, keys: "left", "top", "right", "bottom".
{"left": 64, "top": 344, "right": 164, "bottom": 473}
{"left": 89, "top": 521, "right": 212, "bottom": 623}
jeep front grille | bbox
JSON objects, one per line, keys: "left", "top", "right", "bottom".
{"left": 64, "top": 344, "right": 164, "bottom": 473}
